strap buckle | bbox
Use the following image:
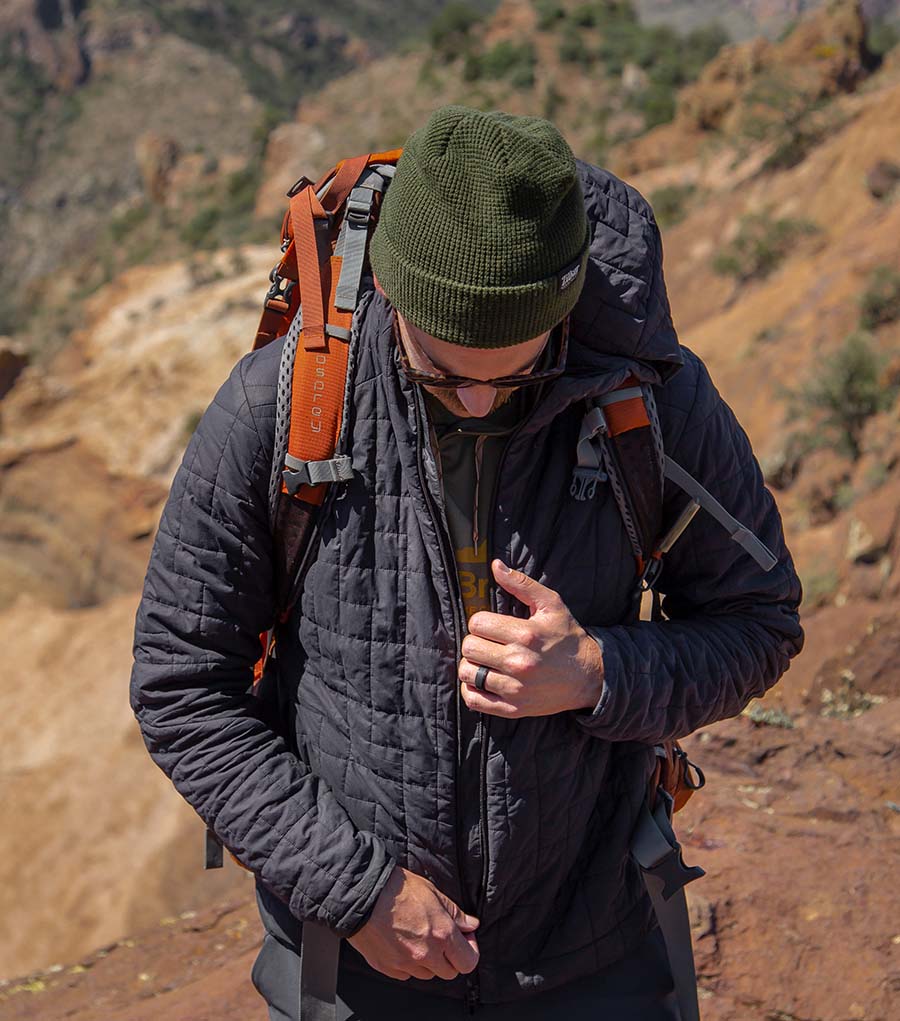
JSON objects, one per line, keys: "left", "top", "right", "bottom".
{"left": 264, "top": 267, "right": 295, "bottom": 312}
{"left": 282, "top": 454, "right": 354, "bottom": 496}
{"left": 639, "top": 553, "right": 663, "bottom": 592}
{"left": 345, "top": 195, "right": 372, "bottom": 226}
{"left": 632, "top": 789, "right": 705, "bottom": 900}
{"left": 569, "top": 466, "right": 608, "bottom": 502}
{"left": 286, "top": 175, "right": 314, "bottom": 197}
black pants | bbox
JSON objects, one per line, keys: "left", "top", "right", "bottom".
{"left": 252, "top": 887, "right": 681, "bottom": 1021}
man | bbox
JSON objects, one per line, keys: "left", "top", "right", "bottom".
{"left": 131, "top": 106, "right": 804, "bottom": 1019}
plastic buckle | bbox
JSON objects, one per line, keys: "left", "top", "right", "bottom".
{"left": 639, "top": 553, "right": 663, "bottom": 592}
{"left": 286, "top": 175, "right": 314, "bottom": 197}
{"left": 569, "top": 466, "right": 608, "bottom": 502}
{"left": 345, "top": 196, "right": 371, "bottom": 226}
{"left": 265, "top": 267, "right": 295, "bottom": 311}
{"left": 675, "top": 747, "right": 706, "bottom": 791}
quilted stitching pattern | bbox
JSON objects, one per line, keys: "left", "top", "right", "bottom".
{"left": 130, "top": 161, "right": 803, "bottom": 1002}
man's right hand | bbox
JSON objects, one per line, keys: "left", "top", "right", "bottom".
{"left": 347, "top": 866, "right": 480, "bottom": 981}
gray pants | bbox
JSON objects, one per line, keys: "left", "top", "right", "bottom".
{"left": 252, "top": 886, "right": 681, "bottom": 1020}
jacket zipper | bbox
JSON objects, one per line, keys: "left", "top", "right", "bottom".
{"left": 413, "top": 385, "right": 545, "bottom": 1012}
{"left": 474, "top": 374, "right": 558, "bottom": 905}
{"left": 410, "top": 389, "right": 483, "bottom": 1009}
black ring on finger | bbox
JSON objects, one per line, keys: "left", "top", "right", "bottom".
{"left": 475, "top": 665, "right": 490, "bottom": 692}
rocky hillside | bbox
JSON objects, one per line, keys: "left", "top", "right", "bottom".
{"left": 1, "top": 0, "right": 899, "bottom": 1017}
{"left": 0, "top": 0, "right": 500, "bottom": 357}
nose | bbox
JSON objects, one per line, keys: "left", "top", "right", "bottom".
{"left": 458, "top": 384, "right": 497, "bottom": 417}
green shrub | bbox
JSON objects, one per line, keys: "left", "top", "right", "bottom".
{"left": 477, "top": 40, "right": 537, "bottom": 88}
{"left": 533, "top": 0, "right": 566, "bottom": 30}
{"left": 820, "top": 673, "right": 884, "bottom": 718}
{"left": 712, "top": 211, "right": 818, "bottom": 282}
{"left": 462, "top": 50, "right": 483, "bottom": 81}
{"left": 224, "top": 166, "right": 259, "bottom": 214}
{"left": 632, "top": 82, "right": 676, "bottom": 129}
{"left": 542, "top": 79, "right": 564, "bottom": 121}
{"left": 742, "top": 702, "right": 795, "bottom": 728}
{"left": 859, "top": 266, "right": 900, "bottom": 331}
{"left": 558, "top": 23, "right": 595, "bottom": 67}
{"left": 753, "top": 324, "right": 785, "bottom": 346}
{"left": 428, "top": 2, "right": 483, "bottom": 63}
{"left": 603, "top": 16, "right": 728, "bottom": 128}
{"left": 801, "top": 568, "right": 839, "bottom": 609}
{"left": 786, "top": 331, "right": 897, "bottom": 460}
{"left": 571, "top": 2, "right": 602, "bottom": 28}
{"left": 650, "top": 183, "right": 696, "bottom": 229}
{"left": 761, "top": 117, "right": 824, "bottom": 172}
{"left": 866, "top": 19, "right": 900, "bottom": 59}
{"left": 109, "top": 203, "right": 152, "bottom": 243}
{"left": 180, "top": 206, "right": 221, "bottom": 249}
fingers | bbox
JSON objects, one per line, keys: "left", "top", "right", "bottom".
{"left": 460, "top": 681, "right": 522, "bottom": 717}
{"left": 460, "top": 634, "right": 511, "bottom": 674}
{"left": 443, "top": 926, "right": 480, "bottom": 975}
{"left": 467, "top": 610, "right": 533, "bottom": 646}
{"left": 490, "top": 559, "right": 560, "bottom": 613}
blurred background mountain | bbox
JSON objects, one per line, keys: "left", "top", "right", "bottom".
{"left": 1, "top": 2, "right": 899, "bottom": 1020}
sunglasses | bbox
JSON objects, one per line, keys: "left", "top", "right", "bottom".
{"left": 393, "top": 310, "right": 569, "bottom": 390}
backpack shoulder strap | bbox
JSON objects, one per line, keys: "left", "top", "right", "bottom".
{"left": 255, "top": 151, "right": 402, "bottom": 620}
{"left": 573, "top": 376, "right": 666, "bottom": 615}
{"left": 579, "top": 378, "right": 778, "bottom": 628}
{"left": 246, "top": 151, "right": 402, "bottom": 683}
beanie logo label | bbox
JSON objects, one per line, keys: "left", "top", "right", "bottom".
{"left": 558, "top": 258, "right": 581, "bottom": 293}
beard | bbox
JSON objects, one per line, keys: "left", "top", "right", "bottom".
{"left": 424, "top": 384, "right": 516, "bottom": 418}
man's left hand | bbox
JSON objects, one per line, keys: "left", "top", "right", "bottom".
{"left": 458, "top": 559, "right": 605, "bottom": 718}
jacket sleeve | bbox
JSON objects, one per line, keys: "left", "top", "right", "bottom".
{"left": 129, "top": 353, "right": 395, "bottom": 937}
{"left": 574, "top": 347, "right": 804, "bottom": 743}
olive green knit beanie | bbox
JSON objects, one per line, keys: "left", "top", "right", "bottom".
{"left": 369, "top": 105, "right": 590, "bottom": 348}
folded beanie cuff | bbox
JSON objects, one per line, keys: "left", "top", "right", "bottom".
{"left": 370, "top": 230, "right": 589, "bottom": 348}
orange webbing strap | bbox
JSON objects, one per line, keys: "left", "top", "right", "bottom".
{"left": 320, "top": 153, "right": 370, "bottom": 214}
{"left": 284, "top": 252, "right": 354, "bottom": 505}
{"left": 603, "top": 377, "right": 651, "bottom": 437}
{"left": 290, "top": 186, "right": 330, "bottom": 352}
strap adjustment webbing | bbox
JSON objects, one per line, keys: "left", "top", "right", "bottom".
{"left": 632, "top": 789, "right": 706, "bottom": 1021}
{"left": 282, "top": 453, "right": 354, "bottom": 496}
{"left": 298, "top": 921, "right": 341, "bottom": 1021}
{"left": 335, "top": 181, "right": 380, "bottom": 311}
{"left": 663, "top": 456, "right": 778, "bottom": 571}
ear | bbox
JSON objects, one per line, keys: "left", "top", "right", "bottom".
{"left": 373, "top": 271, "right": 386, "bottom": 296}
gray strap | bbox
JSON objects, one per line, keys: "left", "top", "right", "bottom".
{"left": 663, "top": 456, "right": 778, "bottom": 571}
{"left": 632, "top": 794, "right": 705, "bottom": 1021}
{"left": 283, "top": 453, "right": 354, "bottom": 495}
{"left": 333, "top": 169, "right": 386, "bottom": 257}
{"left": 325, "top": 323, "right": 351, "bottom": 341}
{"left": 657, "top": 498, "right": 701, "bottom": 556}
{"left": 203, "top": 828, "right": 223, "bottom": 870}
{"left": 335, "top": 184, "right": 378, "bottom": 311}
{"left": 570, "top": 405, "right": 609, "bottom": 501}
{"left": 298, "top": 921, "right": 340, "bottom": 1021}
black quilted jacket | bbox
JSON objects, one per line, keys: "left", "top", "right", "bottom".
{"left": 130, "top": 160, "right": 804, "bottom": 1005}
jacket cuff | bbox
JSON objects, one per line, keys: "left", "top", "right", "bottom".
{"left": 336, "top": 855, "right": 398, "bottom": 939}
{"left": 572, "top": 626, "right": 622, "bottom": 734}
